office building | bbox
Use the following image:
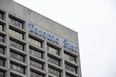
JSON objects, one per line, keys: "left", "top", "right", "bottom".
{"left": 0, "top": 0, "right": 81, "bottom": 77}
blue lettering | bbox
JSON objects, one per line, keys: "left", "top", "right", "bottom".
{"left": 42, "top": 31, "right": 47, "bottom": 38}
{"left": 38, "top": 30, "right": 42, "bottom": 36}
{"left": 34, "top": 27, "right": 38, "bottom": 34}
{"left": 47, "top": 34, "right": 51, "bottom": 40}
{"left": 28, "top": 23, "right": 34, "bottom": 32}
{"left": 56, "top": 38, "right": 59, "bottom": 44}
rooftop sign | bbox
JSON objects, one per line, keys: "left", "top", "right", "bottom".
{"left": 28, "top": 23, "right": 78, "bottom": 52}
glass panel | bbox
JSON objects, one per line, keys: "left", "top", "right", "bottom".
{"left": 47, "top": 46, "right": 59, "bottom": 55}
{"left": 0, "top": 13, "right": 3, "bottom": 20}
{"left": 9, "top": 17, "right": 23, "bottom": 29}
{"left": 48, "top": 56, "right": 60, "bottom": 66}
{"left": 10, "top": 52, "right": 24, "bottom": 62}
{"left": 30, "top": 71, "right": 43, "bottom": 77}
{"left": 9, "top": 29, "right": 23, "bottom": 40}
{"left": 0, "top": 24, "right": 3, "bottom": 31}
{"left": 65, "top": 64, "right": 77, "bottom": 73}
{"left": 10, "top": 40, "right": 24, "bottom": 51}
{"left": 0, "top": 35, "right": 4, "bottom": 43}
{"left": 0, "top": 71, "right": 4, "bottom": 77}
{"left": 0, "top": 59, "right": 4, "bottom": 66}
{"left": 30, "top": 59, "right": 43, "bottom": 70}
{"left": 10, "top": 63, "right": 25, "bottom": 74}
{"left": 29, "top": 38, "right": 42, "bottom": 48}
{"left": 48, "top": 67, "right": 60, "bottom": 77}
{"left": 29, "top": 48, "right": 42, "bottom": 58}
{"left": 0, "top": 47, "right": 4, "bottom": 54}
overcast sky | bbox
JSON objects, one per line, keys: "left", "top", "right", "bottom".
{"left": 13, "top": 0, "right": 116, "bottom": 77}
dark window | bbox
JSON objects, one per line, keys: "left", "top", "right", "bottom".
{"left": 66, "top": 75, "right": 70, "bottom": 77}
{"left": 47, "top": 46, "right": 59, "bottom": 55}
{"left": 64, "top": 53, "right": 76, "bottom": 63}
{"left": 10, "top": 63, "right": 25, "bottom": 74}
{"left": 9, "top": 17, "right": 23, "bottom": 29}
{"left": 65, "top": 64, "right": 77, "bottom": 74}
{"left": 0, "top": 58, "right": 5, "bottom": 66}
{"left": 29, "top": 48, "right": 43, "bottom": 59}
{"left": 30, "top": 59, "right": 43, "bottom": 70}
{"left": 30, "top": 71, "right": 44, "bottom": 77}
{"left": 10, "top": 40, "right": 24, "bottom": 51}
{"left": 10, "top": 74, "right": 21, "bottom": 77}
{"left": 0, "top": 12, "right": 3, "bottom": 20}
{"left": 0, "top": 47, "right": 4, "bottom": 54}
{"left": 0, "top": 35, "right": 4, "bottom": 43}
{"left": 0, "top": 71, "right": 5, "bottom": 77}
{"left": 48, "top": 56, "right": 60, "bottom": 66}
{"left": 48, "top": 67, "right": 61, "bottom": 77}
{"left": 0, "top": 24, "right": 4, "bottom": 31}
{"left": 10, "top": 51, "right": 25, "bottom": 62}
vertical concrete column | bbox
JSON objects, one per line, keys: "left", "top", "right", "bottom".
{"left": 61, "top": 48, "right": 65, "bottom": 77}
{"left": 25, "top": 21, "right": 30, "bottom": 77}
{"left": 44, "top": 40, "right": 48, "bottom": 77}
{"left": 5, "top": 11, "right": 10, "bottom": 77}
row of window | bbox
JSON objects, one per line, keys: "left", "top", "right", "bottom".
{"left": 0, "top": 43, "right": 77, "bottom": 66}
{"left": 0, "top": 71, "right": 77, "bottom": 77}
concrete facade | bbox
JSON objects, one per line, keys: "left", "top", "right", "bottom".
{"left": 0, "top": 0, "right": 81, "bottom": 77}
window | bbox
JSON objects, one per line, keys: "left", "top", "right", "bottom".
{"left": 10, "top": 51, "right": 25, "bottom": 62}
{"left": 65, "top": 64, "right": 77, "bottom": 74}
{"left": 29, "top": 37, "right": 42, "bottom": 48}
{"left": 48, "top": 56, "right": 60, "bottom": 66}
{"left": 10, "top": 63, "right": 25, "bottom": 74}
{"left": 10, "top": 75, "right": 21, "bottom": 77}
{"left": 0, "top": 12, "right": 3, "bottom": 20}
{"left": 64, "top": 53, "right": 76, "bottom": 63}
{"left": 48, "top": 67, "right": 61, "bottom": 77}
{"left": 9, "top": 16, "right": 23, "bottom": 29}
{"left": 47, "top": 46, "right": 59, "bottom": 55}
{"left": 10, "top": 40, "right": 24, "bottom": 51}
{"left": 66, "top": 74, "right": 76, "bottom": 77}
{"left": 0, "top": 71, "right": 5, "bottom": 77}
{"left": 0, "top": 35, "right": 4, "bottom": 43}
{"left": 66, "top": 75, "right": 71, "bottom": 77}
{"left": 30, "top": 59, "right": 43, "bottom": 70}
{"left": 0, "top": 47, "right": 4, "bottom": 54}
{"left": 0, "top": 24, "right": 4, "bottom": 31}
{"left": 30, "top": 71, "right": 44, "bottom": 77}
{"left": 29, "top": 48, "right": 43, "bottom": 59}
{"left": 0, "top": 58, "right": 5, "bottom": 66}
{"left": 9, "top": 29, "right": 23, "bottom": 40}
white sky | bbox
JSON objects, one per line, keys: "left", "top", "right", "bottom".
{"left": 13, "top": 0, "right": 116, "bottom": 77}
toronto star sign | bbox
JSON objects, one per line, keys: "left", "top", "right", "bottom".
{"left": 28, "top": 23, "right": 78, "bottom": 52}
